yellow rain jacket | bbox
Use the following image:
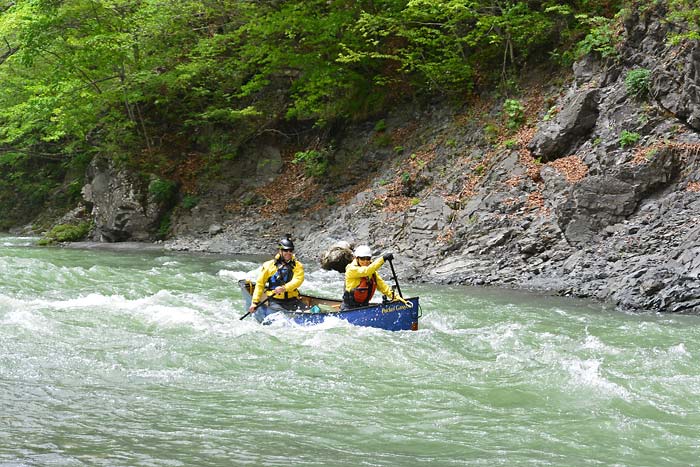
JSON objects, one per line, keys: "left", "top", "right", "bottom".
{"left": 344, "top": 257, "right": 394, "bottom": 304}
{"left": 252, "top": 254, "right": 305, "bottom": 305}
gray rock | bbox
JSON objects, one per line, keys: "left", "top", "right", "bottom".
{"left": 320, "top": 241, "right": 354, "bottom": 273}
{"left": 208, "top": 224, "right": 224, "bottom": 236}
{"left": 82, "top": 158, "right": 167, "bottom": 242}
{"left": 528, "top": 88, "right": 600, "bottom": 161}
{"left": 555, "top": 176, "right": 638, "bottom": 244}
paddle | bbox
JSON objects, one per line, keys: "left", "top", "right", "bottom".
{"left": 388, "top": 257, "right": 416, "bottom": 330}
{"left": 387, "top": 257, "right": 404, "bottom": 298}
{"left": 240, "top": 293, "right": 272, "bottom": 320}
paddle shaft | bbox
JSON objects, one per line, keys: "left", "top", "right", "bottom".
{"left": 240, "top": 293, "right": 272, "bottom": 320}
{"left": 387, "top": 258, "right": 403, "bottom": 298}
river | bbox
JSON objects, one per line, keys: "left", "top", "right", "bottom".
{"left": 1, "top": 235, "right": 699, "bottom": 466}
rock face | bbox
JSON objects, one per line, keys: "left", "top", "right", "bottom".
{"left": 82, "top": 158, "right": 168, "bottom": 242}
{"left": 555, "top": 175, "right": 638, "bottom": 245}
{"left": 625, "top": 5, "right": 700, "bottom": 131}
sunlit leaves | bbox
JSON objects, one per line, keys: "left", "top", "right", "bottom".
{"left": 667, "top": 0, "right": 700, "bottom": 43}
{"left": 197, "top": 106, "right": 262, "bottom": 123}
{"left": 0, "top": 0, "right": 637, "bottom": 171}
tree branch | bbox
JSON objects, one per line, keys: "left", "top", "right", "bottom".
{"left": 1, "top": 37, "right": 18, "bottom": 65}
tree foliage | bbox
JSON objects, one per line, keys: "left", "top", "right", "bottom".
{"left": 5, "top": 0, "right": 690, "bottom": 227}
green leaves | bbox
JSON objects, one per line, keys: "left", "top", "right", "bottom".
{"left": 292, "top": 149, "right": 329, "bottom": 178}
{"left": 668, "top": 0, "right": 700, "bottom": 43}
{"left": 503, "top": 99, "right": 525, "bottom": 130}
{"left": 1, "top": 0, "right": 630, "bottom": 141}
{"left": 619, "top": 130, "right": 641, "bottom": 149}
{"left": 625, "top": 68, "right": 651, "bottom": 99}
{"left": 0, "top": 0, "right": 632, "bottom": 191}
{"left": 38, "top": 222, "right": 92, "bottom": 245}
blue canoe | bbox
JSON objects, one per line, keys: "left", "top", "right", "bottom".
{"left": 239, "top": 280, "right": 420, "bottom": 331}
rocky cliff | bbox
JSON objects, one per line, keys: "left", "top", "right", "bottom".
{"left": 81, "top": 6, "right": 700, "bottom": 313}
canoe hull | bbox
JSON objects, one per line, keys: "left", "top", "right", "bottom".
{"left": 239, "top": 280, "right": 419, "bottom": 331}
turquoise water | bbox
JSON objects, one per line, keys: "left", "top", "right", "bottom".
{"left": 2, "top": 236, "right": 700, "bottom": 466}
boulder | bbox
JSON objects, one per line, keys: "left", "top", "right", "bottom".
{"left": 528, "top": 88, "right": 600, "bottom": 161}
{"left": 320, "top": 241, "right": 354, "bottom": 273}
{"left": 82, "top": 158, "right": 169, "bottom": 242}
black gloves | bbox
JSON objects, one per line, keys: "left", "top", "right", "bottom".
{"left": 382, "top": 252, "right": 394, "bottom": 261}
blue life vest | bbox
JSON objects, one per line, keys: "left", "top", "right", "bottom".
{"left": 266, "top": 258, "right": 295, "bottom": 296}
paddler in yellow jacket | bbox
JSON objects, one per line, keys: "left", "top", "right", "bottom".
{"left": 342, "top": 245, "right": 408, "bottom": 310}
{"left": 248, "top": 236, "right": 305, "bottom": 316}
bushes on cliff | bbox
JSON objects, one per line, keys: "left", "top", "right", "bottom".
{"left": 0, "top": 152, "right": 68, "bottom": 230}
{"left": 625, "top": 68, "right": 651, "bottom": 99}
{"left": 667, "top": 1, "right": 700, "bottom": 43}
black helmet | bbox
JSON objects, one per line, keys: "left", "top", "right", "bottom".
{"left": 278, "top": 237, "right": 295, "bottom": 251}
